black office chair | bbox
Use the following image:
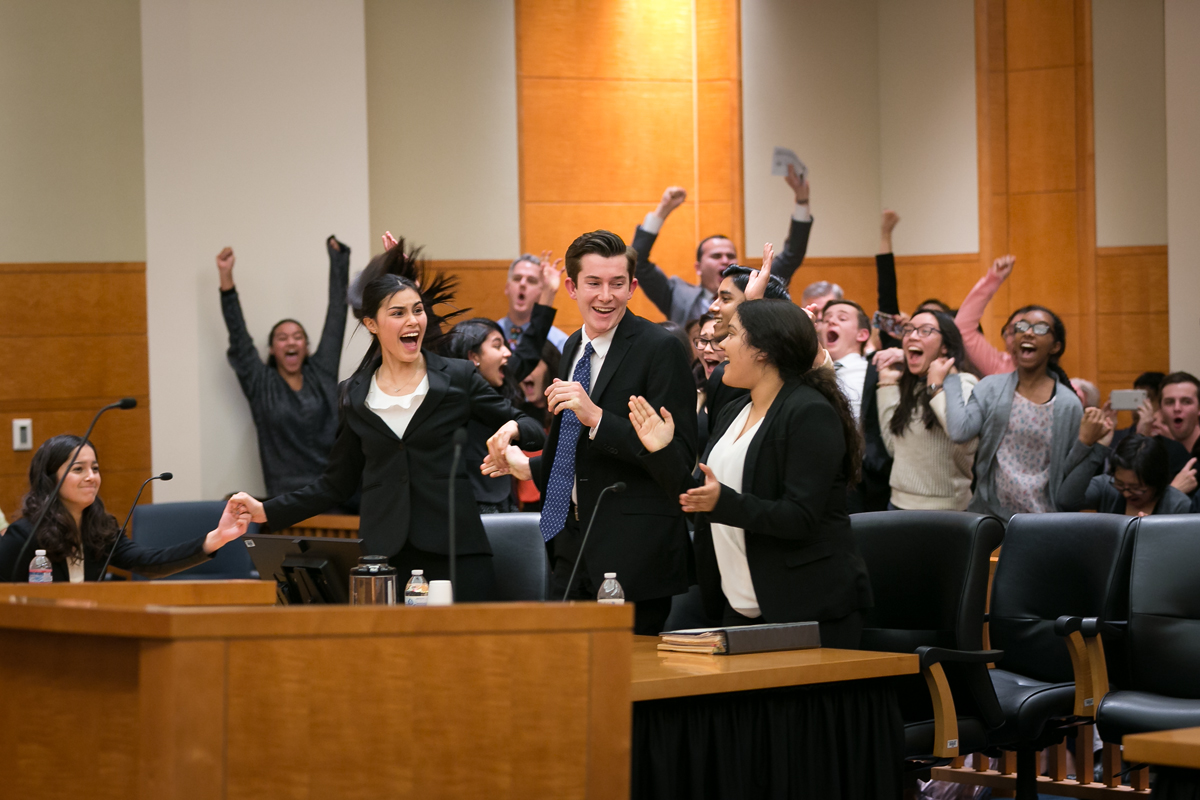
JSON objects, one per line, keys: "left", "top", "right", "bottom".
{"left": 130, "top": 501, "right": 258, "bottom": 580}
{"left": 480, "top": 512, "right": 549, "bottom": 601}
{"left": 984, "top": 512, "right": 1137, "bottom": 798}
{"left": 853, "top": 510, "right": 1006, "bottom": 764}
{"left": 1095, "top": 515, "right": 1200, "bottom": 743}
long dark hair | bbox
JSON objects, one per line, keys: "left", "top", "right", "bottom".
{"left": 440, "top": 317, "right": 522, "bottom": 404}
{"left": 1005, "top": 304, "right": 1070, "bottom": 385}
{"left": 735, "top": 300, "right": 862, "bottom": 484}
{"left": 19, "top": 435, "right": 120, "bottom": 564}
{"left": 340, "top": 238, "right": 463, "bottom": 408}
{"left": 890, "top": 311, "right": 980, "bottom": 437}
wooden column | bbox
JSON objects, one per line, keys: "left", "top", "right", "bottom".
{"left": 976, "top": 0, "right": 1098, "bottom": 382}
{"left": 515, "top": 0, "right": 743, "bottom": 330}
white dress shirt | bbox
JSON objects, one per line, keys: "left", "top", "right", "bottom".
{"left": 833, "top": 351, "right": 869, "bottom": 422}
{"left": 707, "top": 403, "right": 765, "bottom": 618}
{"left": 565, "top": 323, "right": 618, "bottom": 502}
{"left": 366, "top": 372, "right": 430, "bottom": 440}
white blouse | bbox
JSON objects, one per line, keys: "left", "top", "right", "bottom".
{"left": 365, "top": 372, "right": 430, "bottom": 439}
{"left": 706, "top": 403, "right": 765, "bottom": 619}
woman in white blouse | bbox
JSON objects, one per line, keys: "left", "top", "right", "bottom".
{"left": 630, "top": 300, "right": 873, "bottom": 648}
{"left": 232, "top": 261, "right": 544, "bottom": 601}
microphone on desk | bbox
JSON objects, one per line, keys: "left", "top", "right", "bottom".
{"left": 561, "top": 481, "right": 626, "bottom": 603}
{"left": 448, "top": 427, "right": 468, "bottom": 600}
{"left": 96, "top": 472, "right": 173, "bottom": 581}
{"left": 9, "top": 397, "right": 139, "bottom": 581}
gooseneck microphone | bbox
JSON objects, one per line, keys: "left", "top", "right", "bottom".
{"left": 9, "top": 398, "right": 138, "bottom": 581}
{"left": 96, "top": 472, "right": 173, "bottom": 581}
{"left": 561, "top": 481, "right": 626, "bottom": 603}
{"left": 448, "top": 427, "right": 468, "bottom": 599}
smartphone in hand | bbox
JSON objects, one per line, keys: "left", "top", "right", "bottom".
{"left": 1110, "top": 389, "right": 1148, "bottom": 411}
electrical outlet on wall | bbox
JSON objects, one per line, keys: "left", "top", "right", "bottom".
{"left": 12, "top": 419, "right": 32, "bottom": 451}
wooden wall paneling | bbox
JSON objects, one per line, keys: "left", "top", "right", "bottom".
{"left": 1006, "top": 67, "right": 1077, "bottom": 194}
{"left": 0, "top": 262, "right": 151, "bottom": 521}
{"left": 1007, "top": 191, "right": 1080, "bottom": 313}
{"left": 1005, "top": 0, "right": 1077, "bottom": 71}
{"left": 1096, "top": 247, "right": 1169, "bottom": 314}
{"left": 1073, "top": 0, "right": 1099, "bottom": 394}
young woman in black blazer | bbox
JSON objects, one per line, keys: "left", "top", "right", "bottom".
{"left": 630, "top": 299, "right": 873, "bottom": 648}
{"left": 232, "top": 256, "right": 544, "bottom": 601}
{"left": 0, "top": 435, "right": 250, "bottom": 582}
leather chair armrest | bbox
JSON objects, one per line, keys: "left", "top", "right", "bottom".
{"left": 916, "top": 646, "right": 1004, "bottom": 670}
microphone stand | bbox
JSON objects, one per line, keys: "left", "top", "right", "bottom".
{"left": 561, "top": 481, "right": 626, "bottom": 603}
{"left": 9, "top": 398, "right": 138, "bottom": 582}
{"left": 448, "top": 428, "right": 468, "bottom": 600}
{"left": 96, "top": 472, "right": 172, "bottom": 581}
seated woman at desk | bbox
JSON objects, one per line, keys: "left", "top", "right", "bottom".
{"left": 629, "top": 299, "right": 874, "bottom": 648}
{"left": 231, "top": 249, "right": 545, "bottom": 601}
{"left": 0, "top": 435, "right": 251, "bottom": 582}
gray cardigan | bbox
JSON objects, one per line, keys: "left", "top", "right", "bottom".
{"left": 943, "top": 371, "right": 1107, "bottom": 518}
{"left": 1060, "top": 473, "right": 1194, "bottom": 515}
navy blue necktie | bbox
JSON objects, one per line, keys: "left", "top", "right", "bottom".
{"left": 540, "top": 342, "right": 594, "bottom": 541}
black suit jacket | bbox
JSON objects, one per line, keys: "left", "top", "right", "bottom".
{"left": 264, "top": 351, "right": 544, "bottom": 557}
{"left": 0, "top": 517, "right": 213, "bottom": 583}
{"left": 851, "top": 361, "right": 893, "bottom": 512}
{"left": 644, "top": 381, "right": 874, "bottom": 624}
{"left": 532, "top": 311, "right": 698, "bottom": 601}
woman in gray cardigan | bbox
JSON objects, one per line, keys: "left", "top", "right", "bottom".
{"left": 942, "top": 306, "right": 1107, "bottom": 519}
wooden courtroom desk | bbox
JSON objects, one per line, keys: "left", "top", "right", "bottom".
{"left": 630, "top": 635, "right": 919, "bottom": 700}
{"left": 4, "top": 578, "right": 276, "bottom": 606}
{"left": 0, "top": 600, "right": 632, "bottom": 800}
{"left": 1124, "top": 726, "right": 1200, "bottom": 770}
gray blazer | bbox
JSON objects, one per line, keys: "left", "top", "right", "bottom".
{"left": 631, "top": 215, "right": 813, "bottom": 325}
{"left": 942, "top": 371, "right": 1107, "bottom": 518}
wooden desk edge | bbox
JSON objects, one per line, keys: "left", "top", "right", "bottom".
{"left": 1124, "top": 727, "right": 1200, "bottom": 770}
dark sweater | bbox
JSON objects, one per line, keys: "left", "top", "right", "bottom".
{"left": 221, "top": 238, "right": 349, "bottom": 498}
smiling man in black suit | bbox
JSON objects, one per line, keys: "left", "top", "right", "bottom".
{"left": 486, "top": 230, "right": 698, "bottom": 635}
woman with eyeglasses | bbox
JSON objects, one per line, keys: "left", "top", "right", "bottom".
{"left": 1061, "top": 432, "right": 1193, "bottom": 515}
{"left": 942, "top": 306, "right": 1107, "bottom": 518}
{"left": 875, "top": 311, "right": 982, "bottom": 510}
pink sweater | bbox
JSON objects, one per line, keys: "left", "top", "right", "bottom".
{"left": 956, "top": 271, "right": 1014, "bottom": 376}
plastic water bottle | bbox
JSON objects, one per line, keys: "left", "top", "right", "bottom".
{"left": 404, "top": 569, "right": 429, "bottom": 606}
{"left": 597, "top": 572, "right": 625, "bottom": 604}
{"left": 28, "top": 550, "right": 52, "bottom": 583}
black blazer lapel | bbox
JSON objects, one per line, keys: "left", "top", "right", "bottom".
{"left": 741, "top": 381, "right": 801, "bottom": 490}
{"left": 405, "top": 351, "right": 451, "bottom": 436}
{"left": 560, "top": 330, "right": 582, "bottom": 379}
{"left": 590, "top": 312, "right": 637, "bottom": 401}
{"left": 348, "top": 368, "right": 401, "bottom": 443}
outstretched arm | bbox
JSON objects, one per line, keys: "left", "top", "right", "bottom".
{"left": 311, "top": 236, "right": 351, "bottom": 376}
{"left": 957, "top": 256, "right": 1015, "bottom": 376}
{"left": 632, "top": 186, "right": 688, "bottom": 317}
{"left": 506, "top": 252, "right": 562, "bottom": 382}
{"left": 768, "top": 165, "right": 813, "bottom": 283}
{"left": 876, "top": 211, "right": 902, "bottom": 349}
{"left": 217, "top": 247, "right": 270, "bottom": 397}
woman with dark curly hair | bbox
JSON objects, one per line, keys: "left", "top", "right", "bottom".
{"left": 0, "top": 435, "right": 251, "bottom": 582}
{"left": 876, "top": 310, "right": 982, "bottom": 510}
{"left": 628, "top": 299, "right": 873, "bottom": 648}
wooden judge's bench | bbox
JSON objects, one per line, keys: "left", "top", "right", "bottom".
{"left": 0, "top": 583, "right": 632, "bottom": 800}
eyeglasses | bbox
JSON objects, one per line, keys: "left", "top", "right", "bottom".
{"left": 1110, "top": 477, "right": 1150, "bottom": 496}
{"left": 692, "top": 337, "right": 722, "bottom": 351}
{"left": 1010, "top": 320, "right": 1053, "bottom": 336}
{"left": 900, "top": 324, "right": 942, "bottom": 339}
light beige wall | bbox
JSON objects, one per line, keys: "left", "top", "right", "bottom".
{"left": 878, "top": 0, "right": 978, "bottom": 255}
{"left": 1094, "top": 0, "right": 1168, "bottom": 248}
{"left": 365, "top": 0, "right": 519, "bottom": 259}
{"left": 742, "top": 0, "right": 978, "bottom": 259}
{"left": 1165, "top": 0, "right": 1200, "bottom": 374}
{"left": 0, "top": 0, "right": 146, "bottom": 262}
{"left": 742, "top": 0, "right": 881, "bottom": 258}
{"left": 141, "top": 0, "right": 373, "bottom": 501}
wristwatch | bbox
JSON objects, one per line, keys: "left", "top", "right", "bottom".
{"left": 927, "top": 383, "right": 942, "bottom": 396}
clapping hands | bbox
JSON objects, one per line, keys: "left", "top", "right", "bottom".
{"left": 628, "top": 396, "right": 675, "bottom": 453}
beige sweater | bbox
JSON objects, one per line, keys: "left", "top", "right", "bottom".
{"left": 877, "top": 374, "right": 979, "bottom": 510}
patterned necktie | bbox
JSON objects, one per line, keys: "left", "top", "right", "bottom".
{"left": 508, "top": 325, "right": 523, "bottom": 349}
{"left": 540, "top": 342, "right": 594, "bottom": 542}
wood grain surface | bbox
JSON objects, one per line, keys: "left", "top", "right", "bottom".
{"left": 3, "top": 579, "right": 275, "bottom": 607}
{"left": 1124, "top": 726, "right": 1200, "bottom": 771}
{"left": 630, "top": 636, "right": 917, "bottom": 701}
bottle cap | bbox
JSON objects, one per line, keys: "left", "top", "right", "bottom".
{"left": 412, "top": 569, "right": 423, "bottom": 576}
{"left": 35, "top": 549, "right": 46, "bottom": 556}
{"left": 604, "top": 572, "right": 616, "bottom": 579}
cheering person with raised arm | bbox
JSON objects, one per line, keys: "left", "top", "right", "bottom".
{"left": 231, "top": 244, "right": 544, "bottom": 601}
{"left": 629, "top": 300, "right": 872, "bottom": 648}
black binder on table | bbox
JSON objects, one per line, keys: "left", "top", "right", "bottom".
{"left": 658, "top": 621, "right": 821, "bottom": 655}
